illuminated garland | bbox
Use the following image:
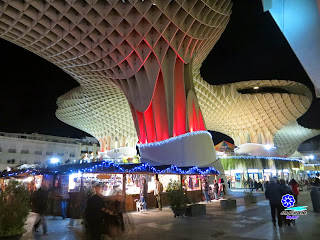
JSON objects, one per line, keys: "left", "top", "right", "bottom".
{"left": 1, "top": 160, "right": 219, "bottom": 177}
{"left": 222, "top": 156, "right": 305, "bottom": 163}
{"left": 1, "top": 168, "right": 42, "bottom": 177}
{"left": 128, "top": 163, "right": 219, "bottom": 175}
{"left": 138, "top": 131, "right": 212, "bottom": 148}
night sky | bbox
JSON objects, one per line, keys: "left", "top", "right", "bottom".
{"left": 0, "top": 0, "right": 319, "bottom": 144}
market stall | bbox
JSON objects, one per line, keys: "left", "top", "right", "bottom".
{"left": 1, "top": 161, "right": 220, "bottom": 212}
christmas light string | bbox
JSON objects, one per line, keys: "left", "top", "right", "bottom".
{"left": 221, "top": 155, "right": 305, "bottom": 163}
{"left": 1, "top": 160, "right": 219, "bottom": 177}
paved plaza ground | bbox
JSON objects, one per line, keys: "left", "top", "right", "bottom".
{"left": 21, "top": 190, "right": 320, "bottom": 240}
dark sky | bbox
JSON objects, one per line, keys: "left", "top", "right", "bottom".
{"left": 0, "top": 0, "right": 319, "bottom": 144}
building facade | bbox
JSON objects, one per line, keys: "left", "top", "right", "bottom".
{"left": 0, "top": 132, "right": 99, "bottom": 170}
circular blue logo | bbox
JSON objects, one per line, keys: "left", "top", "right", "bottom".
{"left": 281, "top": 194, "right": 295, "bottom": 208}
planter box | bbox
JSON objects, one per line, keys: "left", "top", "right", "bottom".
{"left": 185, "top": 204, "right": 206, "bottom": 217}
{"left": 244, "top": 194, "right": 257, "bottom": 205}
{"left": 220, "top": 199, "right": 237, "bottom": 209}
{"left": 172, "top": 207, "right": 186, "bottom": 218}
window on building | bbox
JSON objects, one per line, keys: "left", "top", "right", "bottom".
{"left": 21, "top": 150, "right": 29, "bottom": 154}
{"left": 8, "top": 149, "right": 16, "bottom": 153}
{"left": 46, "top": 152, "right": 53, "bottom": 156}
{"left": 7, "top": 159, "right": 15, "bottom": 164}
{"left": 35, "top": 151, "right": 42, "bottom": 155}
{"left": 58, "top": 152, "right": 64, "bottom": 156}
{"left": 70, "top": 153, "right": 75, "bottom": 157}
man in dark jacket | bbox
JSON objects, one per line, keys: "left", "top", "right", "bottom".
{"left": 85, "top": 184, "right": 107, "bottom": 240}
{"left": 32, "top": 187, "right": 48, "bottom": 234}
{"left": 265, "top": 177, "right": 283, "bottom": 227}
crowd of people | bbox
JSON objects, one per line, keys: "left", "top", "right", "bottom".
{"left": 30, "top": 183, "right": 135, "bottom": 240}
{"left": 203, "top": 178, "right": 226, "bottom": 202}
{"left": 263, "top": 177, "right": 318, "bottom": 228}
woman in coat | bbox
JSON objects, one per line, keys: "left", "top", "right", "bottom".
{"left": 289, "top": 179, "right": 299, "bottom": 204}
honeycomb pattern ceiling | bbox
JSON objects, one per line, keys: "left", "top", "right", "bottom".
{"left": 56, "top": 81, "right": 137, "bottom": 143}
{"left": 0, "top": 0, "right": 232, "bottom": 147}
{"left": 274, "top": 121, "right": 320, "bottom": 157}
{"left": 194, "top": 74, "right": 320, "bottom": 156}
{"left": 0, "top": 0, "right": 318, "bottom": 156}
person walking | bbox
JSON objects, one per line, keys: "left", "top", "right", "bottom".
{"left": 140, "top": 178, "right": 148, "bottom": 211}
{"left": 219, "top": 179, "right": 225, "bottom": 198}
{"left": 60, "top": 190, "right": 70, "bottom": 220}
{"left": 289, "top": 179, "right": 299, "bottom": 204}
{"left": 154, "top": 179, "right": 163, "bottom": 210}
{"left": 32, "top": 186, "right": 48, "bottom": 235}
{"left": 204, "top": 179, "right": 211, "bottom": 202}
{"left": 249, "top": 178, "right": 254, "bottom": 192}
{"left": 280, "top": 179, "right": 294, "bottom": 226}
{"left": 265, "top": 177, "right": 283, "bottom": 227}
{"left": 85, "top": 184, "right": 108, "bottom": 240}
{"left": 213, "top": 180, "right": 219, "bottom": 200}
{"left": 254, "top": 180, "right": 258, "bottom": 191}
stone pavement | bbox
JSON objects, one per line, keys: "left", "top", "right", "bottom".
{"left": 21, "top": 190, "right": 320, "bottom": 240}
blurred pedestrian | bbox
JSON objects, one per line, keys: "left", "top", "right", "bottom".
{"left": 213, "top": 180, "right": 219, "bottom": 200}
{"left": 204, "top": 179, "right": 211, "bottom": 202}
{"left": 254, "top": 180, "right": 258, "bottom": 191}
{"left": 32, "top": 186, "right": 48, "bottom": 235}
{"left": 280, "top": 179, "right": 294, "bottom": 226}
{"left": 154, "top": 179, "right": 163, "bottom": 210}
{"left": 60, "top": 190, "right": 70, "bottom": 220}
{"left": 249, "top": 178, "right": 254, "bottom": 192}
{"left": 85, "top": 184, "right": 108, "bottom": 240}
{"left": 265, "top": 177, "right": 283, "bottom": 227}
{"left": 219, "top": 179, "right": 225, "bottom": 198}
{"left": 289, "top": 179, "right": 299, "bottom": 204}
{"left": 140, "top": 178, "right": 148, "bottom": 211}
{"left": 68, "top": 192, "right": 82, "bottom": 227}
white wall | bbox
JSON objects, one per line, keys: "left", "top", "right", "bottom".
{"left": 0, "top": 135, "right": 99, "bottom": 166}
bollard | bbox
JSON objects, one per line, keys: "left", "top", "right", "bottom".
{"left": 310, "top": 186, "right": 320, "bottom": 213}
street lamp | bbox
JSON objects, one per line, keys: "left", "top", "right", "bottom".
{"left": 264, "top": 145, "right": 271, "bottom": 150}
{"left": 264, "top": 145, "right": 272, "bottom": 157}
{"left": 50, "top": 158, "right": 59, "bottom": 164}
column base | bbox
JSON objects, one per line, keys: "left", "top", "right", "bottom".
{"left": 139, "top": 131, "right": 217, "bottom": 167}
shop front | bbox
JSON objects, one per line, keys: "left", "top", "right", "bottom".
{"left": 221, "top": 156, "right": 304, "bottom": 188}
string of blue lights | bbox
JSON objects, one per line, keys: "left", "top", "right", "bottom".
{"left": 1, "top": 160, "right": 219, "bottom": 177}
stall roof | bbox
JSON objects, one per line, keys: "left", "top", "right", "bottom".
{"left": 1, "top": 161, "right": 219, "bottom": 177}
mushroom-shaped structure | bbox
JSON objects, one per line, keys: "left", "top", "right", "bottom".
{"left": 0, "top": 0, "right": 232, "bottom": 167}
{"left": 194, "top": 77, "right": 320, "bottom": 156}
{"left": 56, "top": 83, "right": 137, "bottom": 151}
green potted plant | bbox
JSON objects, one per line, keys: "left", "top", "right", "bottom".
{"left": 0, "top": 180, "right": 30, "bottom": 239}
{"left": 166, "top": 180, "right": 189, "bottom": 218}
